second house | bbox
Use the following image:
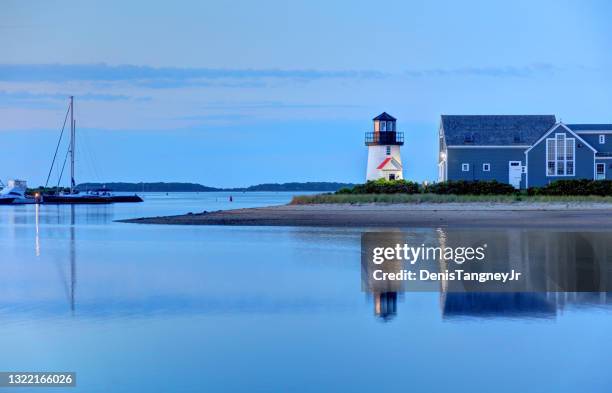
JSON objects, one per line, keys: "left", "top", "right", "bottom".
{"left": 438, "top": 115, "right": 612, "bottom": 188}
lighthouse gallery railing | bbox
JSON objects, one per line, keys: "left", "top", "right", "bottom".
{"left": 365, "top": 131, "right": 404, "bottom": 145}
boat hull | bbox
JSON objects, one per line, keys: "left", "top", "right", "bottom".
{"left": 42, "top": 195, "right": 113, "bottom": 204}
{"left": 109, "top": 195, "right": 144, "bottom": 203}
{"left": 0, "top": 197, "right": 16, "bottom": 205}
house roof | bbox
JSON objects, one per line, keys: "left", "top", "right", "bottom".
{"left": 525, "top": 123, "right": 597, "bottom": 154}
{"left": 566, "top": 124, "right": 612, "bottom": 131}
{"left": 373, "top": 112, "right": 396, "bottom": 121}
{"left": 441, "top": 115, "right": 557, "bottom": 146}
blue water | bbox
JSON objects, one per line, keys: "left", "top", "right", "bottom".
{"left": 0, "top": 192, "right": 610, "bottom": 392}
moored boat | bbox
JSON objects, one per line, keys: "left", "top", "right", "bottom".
{"left": 42, "top": 193, "right": 112, "bottom": 204}
{"left": 42, "top": 96, "right": 143, "bottom": 204}
{"left": 0, "top": 179, "right": 37, "bottom": 204}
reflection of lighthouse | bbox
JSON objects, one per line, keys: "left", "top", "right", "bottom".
{"left": 361, "top": 231, "right": 405, "bottom": 321}
{"left": 365, "top": 112, "right": 404, "bottom": 181}
{"left": 374, "top": 292, "right": 398, "bottom": 321}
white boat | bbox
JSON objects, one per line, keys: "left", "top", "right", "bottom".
{"left": 0, "top": 179, "right": 36, "bottom": 204}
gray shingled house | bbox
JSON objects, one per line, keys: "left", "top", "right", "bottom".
{"left": 438, "top": 115, "right": 612, "bottom": 188}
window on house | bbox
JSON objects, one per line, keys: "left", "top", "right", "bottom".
{"left": 388, "top": 173, "right": 396, "bottom": 180}
{"left": 566, "top": 138, "right": 574, "bottom": 175}
{"left": 380, "top": 121, "right": 386, "bottom": 131}
{"left": 596, "top": 163, "right": 605, "bottom": 180}
{"left": 464, "top": 134, "right": 473, "bottom": 143}
{"left": 386, "top": 146, "right": 391, "bottom": 155}
{"left": 462, "top": 163, "right": 470, "bottom": 172}
{"left": 546, "top": 133, "right": 575, "bottom": 176}
{"left": 482, "top": 163, "right": 490, "bottom": 172}
{"left": 600, "top": 135, "right": 606, "bottom": 144}
{"left": 387, "top": 121, "right": 394, "bottom": 132}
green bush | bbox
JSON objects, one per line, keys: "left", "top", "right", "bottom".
{"left": 335, "top": 187, "right": 354, "bottom": 194}
{"left": 528, "top": 180, "right": 612, "bottom": 196}
{"left": 336, "top": 179, "right": 421, "bottom": 194}
{"left": 424, "top": 180, "right": 517, "bottom": 195}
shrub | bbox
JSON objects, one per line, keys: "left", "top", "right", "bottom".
{"left": 528, "top": 180, "right": 612, "bottom": 196}
{"left": 335, "top": 187, "right": 354, "bottom": 194}
{"left": 336, "top": 179, "right": 421, "bottom": 194}
{"left": 424, "top": 180, "right": 517, "bottom": 195}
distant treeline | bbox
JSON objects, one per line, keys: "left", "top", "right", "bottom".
{"left": 75, "top": 182, "right": 356, "bottom": 192}
{"left": 76, "top": 182, "right": 218, "bottom": 192}
{"left": 238, "top": 182, "right": 356, "bottom": 192}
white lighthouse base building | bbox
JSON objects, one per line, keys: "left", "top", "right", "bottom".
{"left": 366, "top": 145, "right": 403, "bottom": 181}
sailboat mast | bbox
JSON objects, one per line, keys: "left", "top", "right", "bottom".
{"left": 70, "top": 96, "right": 75, "bottom": 194}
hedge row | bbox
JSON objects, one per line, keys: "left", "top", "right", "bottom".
{"left": 337, "top": 179, "right": 612, "bottom": 196}
{"left": 337, "top": 179, "right": 515, "bottom": 195}
{"left": 425, "top": 180, "right": 516, "bottom": 195}
{"left": 337, "top": 179, "right": 420, "bottom": 194}
{"left": 528, "top": 179, "right": 612, "bottom": 196}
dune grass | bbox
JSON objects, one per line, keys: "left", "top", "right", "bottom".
{"left": 290, "top": 193, "right": 612, "bottom": 205}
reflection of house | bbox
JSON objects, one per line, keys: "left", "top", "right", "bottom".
{"left": 440, "top": 292, "right": 612, "bottom": 320}
{"left": 435, "top": 229, "right": 612, "bottom": 293}
{"left": 438, "top": 115, "right": 612, "bottom": 188}
{"left": 437, "top": 229, "right": 612, "bottom": 319}
{"left": 441, "top": 293, "right": 556, "bottom": 319}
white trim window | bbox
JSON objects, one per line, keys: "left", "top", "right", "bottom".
{"left": 596, "top": 163, "right": 605, "bottom": 180}
{"left": 386, "top": 146, "right": 391, "bottom": 155}
{"left": 600, "top": 135, "right": 606, "bottom": 144}
{"left": 546, "top": 133, "right": 575, "bottom": 176}
{"left": 482, "top": 163, "right": 491, "bottom": 172}
{"left": 461, "top": 163, "right": 470, "bottom": 172}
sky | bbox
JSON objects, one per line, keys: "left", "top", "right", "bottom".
{"left": 1, "top": 0, "right": 612, "bottom": 187}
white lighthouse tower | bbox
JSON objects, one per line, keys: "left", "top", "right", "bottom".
{"left": 365, "top": 112, "right": 404, "bottom": 181}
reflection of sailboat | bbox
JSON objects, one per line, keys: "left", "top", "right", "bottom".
{"left": 35, "top": 203, "right": 40, "bottom": 257}
{"left": 42, "top": 96, "right": 143, "bottom": 204}
{"left": 69, "top": 206, "right": 76, "bottom": 313}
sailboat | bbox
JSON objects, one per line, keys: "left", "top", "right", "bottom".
{"left": 42, "top": 96, "right": 143, "bottom": 204}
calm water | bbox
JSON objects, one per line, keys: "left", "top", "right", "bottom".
{"left": 0, "top": 192, "right": 611, "bottom": 392}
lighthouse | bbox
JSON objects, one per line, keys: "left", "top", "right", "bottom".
{"left": 365, "top": 112, "right": 404, "bottom": 181}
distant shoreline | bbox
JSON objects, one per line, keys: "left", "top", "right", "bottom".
{"left": 75, "top": 182, "right": 355, "bottom": 193}
{"left": 117, "top": 202, "right": 612, "bottom": 228}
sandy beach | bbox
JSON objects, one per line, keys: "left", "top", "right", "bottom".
{"left": 118, "top": 202, "right": 612, "bottom": 228}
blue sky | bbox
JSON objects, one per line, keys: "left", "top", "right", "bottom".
{"left": 2, "top": 0, "right": 612, "bottom": 187}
